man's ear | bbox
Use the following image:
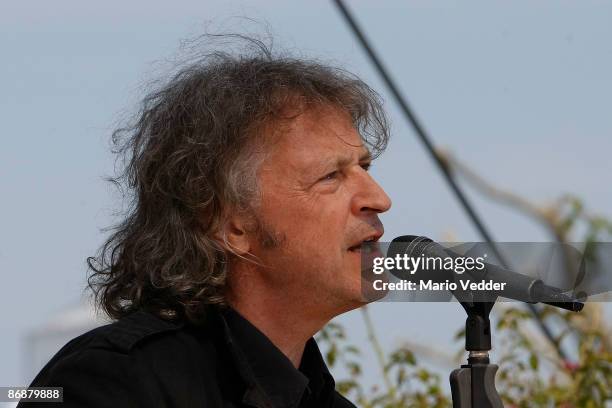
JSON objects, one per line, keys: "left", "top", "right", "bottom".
{"left": 215, "top": 214, "right": 253, "bottom": 256}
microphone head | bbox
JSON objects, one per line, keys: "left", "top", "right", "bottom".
{"left": 391, "top": 235, "right": 428, "bottom": 243}
{"left": 389, "top": 235, "right": 433, "bottom": 258}
{"left": 387, "top": 236, "right": 454, "bottom": 300}
{"left": 385, "top": 236, "right": 437, "bottom": 281}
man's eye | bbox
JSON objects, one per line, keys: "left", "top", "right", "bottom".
{"left": 321, "top": 171, "right": 339, "bottom": 181}
{"left": 361, "top": 163, "right": 372, "bottom": 171}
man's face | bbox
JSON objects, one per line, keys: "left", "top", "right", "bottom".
{"left": 249, "top": 105, "right": 392, "bottom": 317}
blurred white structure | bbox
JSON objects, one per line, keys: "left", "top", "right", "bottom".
{"left": 23, "top": 301, "right": 109, "bottom": 385}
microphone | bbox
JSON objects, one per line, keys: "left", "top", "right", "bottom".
{"left": 389, "top": 235, "right": 583, "bottom": 312}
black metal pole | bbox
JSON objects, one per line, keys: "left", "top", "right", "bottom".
{"left": 332, "top": 0, "right": 567, "bottom": 361}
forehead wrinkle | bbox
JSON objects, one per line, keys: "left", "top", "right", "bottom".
{"left": 268, "top": 106, "right": 370, "bottom": 179}
{"left": 333, "top": 142, "right": 372, "bottom": 167}
{"left": 308, "top": 145, "right": 370, "bottom": 179}
{"left": 315, "top": 130, "right": 370, "bottom": 170}
{"left": 304, "top": 124, "right": 371, "bottom": 166}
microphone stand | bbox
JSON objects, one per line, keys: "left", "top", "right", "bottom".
{"left": 450, "top": 298, "right": 584, "bottom": 408}
{"left": 450, "top": 301, "right": 503, "bottom": 408}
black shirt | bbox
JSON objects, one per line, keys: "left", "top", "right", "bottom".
{"left": 223, "top": 308, "right": 336, "bottom": 407}
{"left": 18, "top": 306, "right": 356, "bottom": 408}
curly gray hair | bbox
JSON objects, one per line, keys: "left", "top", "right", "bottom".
{"left": 87, "top": 35, "right": 390, "bottom": 323}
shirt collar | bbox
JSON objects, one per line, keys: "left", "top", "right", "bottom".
{"left": 219, "top": 307, "right": 335, "bottom": 408}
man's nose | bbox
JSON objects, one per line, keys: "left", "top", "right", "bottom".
{"left": 351, "top": 171, "right": 392, "bottom": 214}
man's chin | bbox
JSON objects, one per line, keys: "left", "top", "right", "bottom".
{"left": 359, "top": 276, "right": 389, "bottom": 303}
{"left": 328, "top": 283, "right": 385, "bottom": 317}
{"left": 328, "top": 297, "right": 368, "bottom": 317}
{"left": 357, "top": 258, "right": 389, "bottom": 303}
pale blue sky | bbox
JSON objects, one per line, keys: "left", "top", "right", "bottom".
{"left": 1, "top": 0, "right": 611, "bottom": 392}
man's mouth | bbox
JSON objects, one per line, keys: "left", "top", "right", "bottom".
{"left": 348, "top": 235, "right": 381, "bottom": 254}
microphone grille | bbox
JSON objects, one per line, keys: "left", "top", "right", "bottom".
{"left": 389, "top": 235, "right": 434, "bottom": 258}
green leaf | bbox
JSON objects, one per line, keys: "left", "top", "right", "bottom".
{"left": 326, "top": 344, "right": 337, "bottom": 367}
{"left": 529, "top": 353, "right": 539, "bottom": 371}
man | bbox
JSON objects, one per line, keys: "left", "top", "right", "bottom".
{"left": 20, "top": 38, "right": 392, "bottom": 407}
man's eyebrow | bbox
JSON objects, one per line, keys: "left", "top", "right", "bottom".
{"left": 322, "top": 150, "right": 372, "bottom": 171}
